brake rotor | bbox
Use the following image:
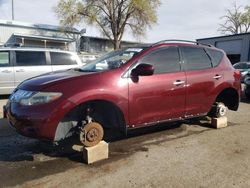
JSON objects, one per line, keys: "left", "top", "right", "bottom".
{"left": 80, "top": 122, "right": 104, "bottom": 147}
{"left": 216, "top": 102, "right": 227, "bottom": 117}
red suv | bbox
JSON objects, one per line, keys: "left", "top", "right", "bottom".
{"left": 5, "top": 40, "right": 241, "bottom": 146}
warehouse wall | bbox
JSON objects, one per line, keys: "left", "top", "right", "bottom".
{"left": 0, "top": 23, "right": 79, "bottom": 51}
{"left": 197, "top": 33, "right": 250, "bottom": 64}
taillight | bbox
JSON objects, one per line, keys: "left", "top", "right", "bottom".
{"left": 234, "top": 70, "right": 241, "bottom": 81}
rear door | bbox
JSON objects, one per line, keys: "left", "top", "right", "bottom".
{"left": 181, "top": 46, "right": 222, "bottom": 116}
{"left": 50, "top": 52, "right": 80, "bottom": 71}
{"left": 128, "top": 46, "right": 186, "bottom": 126}
{"left": 14, "top": 51, "right": 52, "bottom": 87}
{"left": 0, "top": 51, "right": 15, "bottom": 94}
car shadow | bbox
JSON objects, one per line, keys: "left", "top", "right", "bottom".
{"left": 0, "top": 117, "right": 214, "bottom": 164}
{"left": 52, "top": 120, "right": 213, "bottom": 163}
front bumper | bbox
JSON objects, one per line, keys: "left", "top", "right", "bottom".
{"left": 5, "top": 99, "right": 75, "bottom": 141}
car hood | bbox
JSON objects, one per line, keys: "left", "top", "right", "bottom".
{"left": 18, "top": 69, "right": 95, "bottom": 91}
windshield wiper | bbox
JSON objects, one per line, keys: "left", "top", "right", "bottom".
{"left": 78, "top": 69, "right": 98, "bottom": 72}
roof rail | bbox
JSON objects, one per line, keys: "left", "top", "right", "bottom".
{"left": 151, "top": 39, "right": 213, "bottom": 47}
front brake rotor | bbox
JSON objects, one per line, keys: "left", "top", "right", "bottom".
{"left": 80, "top": 122, "right": 104, "bottom": 147}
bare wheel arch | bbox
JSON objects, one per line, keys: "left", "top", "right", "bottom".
{"left": 54, "top": 100, "right": 126, "bottom": 142}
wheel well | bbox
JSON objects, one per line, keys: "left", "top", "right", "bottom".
{"left": 54, "top": 100, "right": 126, "bottom": 142}
{"left": 79, "top": 100, "right": 126, "bottom": 131}
{"left": 215, "top": 88, "right": 239, "bottom": 111}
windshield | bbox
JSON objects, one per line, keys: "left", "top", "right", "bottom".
{"left": 79, "top": 47, "right": 144, "bottom": 72}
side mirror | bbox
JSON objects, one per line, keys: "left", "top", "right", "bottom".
{"left": 131, "top": 63, "right": 154, "bottom": 77}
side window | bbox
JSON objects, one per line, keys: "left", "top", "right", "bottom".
{"left": 181, "top": 47, "right": 212, "bottom": 71}
{"left": 206, "top": 49, "right": 224, "bottom": 67}
{"left": 16, "top": 51, "right": 46, "bottom": 66}
{"left": 0, "top": 52, "right": 10, "bottom": 67}
{"left": 50, "top": 52, "right": 77, "bottom": 65}
{"left": 138, "top": 47, "right": 181, "bottom": 74}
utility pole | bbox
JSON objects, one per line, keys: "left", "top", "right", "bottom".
{"left": 12, "top": 0, "right": 14, "bottom": 20}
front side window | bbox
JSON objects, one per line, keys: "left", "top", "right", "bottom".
{"left": 138, "top": 47, "right": 181, "bottom": 74}
{"left": 181, "top": 47, "right": 212, "bottom": 71}
{"left": 51, "top": 52, "right": 77, "bottom": 65}
{"left": 16, "top": 51, "right": 46, "bottom": 66}
{"left": 0, "top": 52, "right": 9, "bottom": 67}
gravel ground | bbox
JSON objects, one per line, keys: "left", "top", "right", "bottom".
{"left": 0, "top": 95, "right": 250, "bottom": 188}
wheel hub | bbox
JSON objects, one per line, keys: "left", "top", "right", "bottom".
{"left": 86, "top": 128, "right": 99, "bottom": 142}
{"left": 80, "top": 122, "right": 104, "bottom": 147}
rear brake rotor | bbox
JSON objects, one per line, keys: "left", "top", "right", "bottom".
{"left": 216, "top": 102, "right": 227, "bottom": 117}
{"left": 80, "top": 122, "right": 104, "bottom": 147}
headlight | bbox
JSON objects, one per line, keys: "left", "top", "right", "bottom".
{"left": 10, "top": 90, "right": 62, "bottom": 106}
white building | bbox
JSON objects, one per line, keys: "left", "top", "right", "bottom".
{"left": 0, "top": 19, "right": 81, "bottom": 52}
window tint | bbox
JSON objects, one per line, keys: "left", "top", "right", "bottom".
{"left": 0, "top": 52, "right": 9, "bottom": 67}
{"left": 181, "top": 47, "right": 212, "bottom": 71}
{"left": 50, "top": 52, "right": 77, "bottom": 65}
{"left": 138, "top": 47, "right": 180, "bottom": 74}
{"left": 206, "top": 49, "right": 224, "bottom": 67}
{"left": 16, "top": 51, "right": 46, "bottom": 66}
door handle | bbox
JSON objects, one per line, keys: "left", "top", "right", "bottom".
{"left": 16, "top": 69, "right": 25, "bottom": 72}
{"left": 173, "top": 80, "right": 185, "bottom": 86}
{"left": 213, "top": 75, "right": 222, "bottom": 80}
{"left": 1, "top": 70, "right": 11, "bottom": 73}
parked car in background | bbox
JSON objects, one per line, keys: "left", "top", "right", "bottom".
{"left": 233, "top": 62, "right": 250, "bottom": 83}
{"left": 5, "top": 40, "right": 241, "bottom": 147}
{"left": 0, "top": 48, "right": 82, "bottom": 95}
{"left": 244, "top": 72, "right": 250, "bottom": 100}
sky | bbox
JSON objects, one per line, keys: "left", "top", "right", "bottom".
{"left": 0, "top": 0, "right": 249, "bottom": 43}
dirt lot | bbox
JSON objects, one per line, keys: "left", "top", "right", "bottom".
{"left": 0, "top": 95, "right": 250, "bottom": 188}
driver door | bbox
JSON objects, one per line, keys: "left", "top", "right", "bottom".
{"left": 128, "top": 46, "right": 186, "bottom": 127}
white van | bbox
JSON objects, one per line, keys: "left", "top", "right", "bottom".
{"left": 0, "top": 48, "right": 82, "bottom": 95}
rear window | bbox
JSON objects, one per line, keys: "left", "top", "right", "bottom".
{"left": 0, "top": 52, "right": 9, "bottom": 67}
{"left": 16, "top": 51, "right": 46, "bottom": 66}
{"left": 181, "top": 47, "right": 212, "bottom": 71}
{"left": 206, "top": 49, "right": 224, "bottom": 67}
{"left": 50, "top": 52, "right": 77, "bottom": 65}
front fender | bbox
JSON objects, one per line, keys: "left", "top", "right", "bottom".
{"left": 66, "top": 89, "right": 129, "bottom": 124}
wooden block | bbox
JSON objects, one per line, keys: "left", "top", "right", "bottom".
{"left": 211, "top": 117, "right": 228, "bottom": 129}
{"left": 82, "top": 141, "right": 109, "bottom": 164}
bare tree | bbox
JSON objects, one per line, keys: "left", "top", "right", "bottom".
{"left": 241, "top": 6, "right": 250, "bottom": 32}
{"left": 54, "top": 0, "right": 161, "bottom": 49}
{"left": 219, "top": 3, "right": 250, "bottom": 34}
